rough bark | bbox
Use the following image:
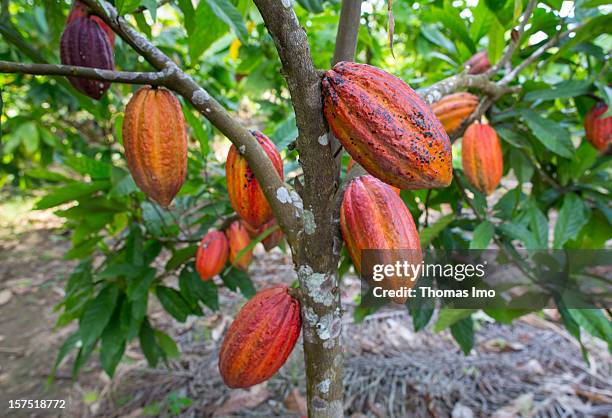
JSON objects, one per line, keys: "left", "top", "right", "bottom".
{"left": 252, "top": 1, "right": 344, "bottom": 417}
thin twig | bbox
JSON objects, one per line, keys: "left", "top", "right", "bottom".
{"left": 0, "top": 60, "right": 169, "bottom": 85}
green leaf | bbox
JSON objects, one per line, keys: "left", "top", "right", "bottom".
{"left": 179, "top": 266, "right": 219, "bottom": 311}
{"left": 470, "top": 1, "right": 493, "bottom": 42}
{"left": 183, "top": 106, "right": 209, "bottom": 156}
{"left": 296, "top": 0, "right": 324, "bottom": 13}
{"left": 221, "top": 268, "right": 256, "bottom": 299}
{"left": 487, "top": 16, "right": 505, "bottom": 64}
{"left": 155, "top": 331, "right": 180, "bottom": 358}
{"left": 528, "top": 205, "right": 549, "bottom": 248}
{"left": 205, "top": 0, "right": 248, "bottom": 43}
{"left": 553, "top": 193, "right": 589, "bottom": 248}
{"left": 166, "top": 246, "right": 198, "bottom": 271}
{"left": 509, "top": 149, "right": 534, "bottom": 183}
{"left": 79, "top": 285, "right": 120, "bottom": 349}
{"left": 64, "top": 155, "right": 112, "bottom": 179}
{"left": 156, "top": 286, "right": 192, "bottom": 322}
{"left": 434, "top": 308, "right": 475, "bottom": 332}
{"left": 499, "top": 222, "right": 539, "bottom": 249}
{"left": 524, "top": 80, "right": 591, "bottom": 102}
{"left": 437, "top": 4, "right": 476, "bottom": 53}
{"left": 189, "top": 2, "right": 228, "bottom": 61}
{"left": 139, "top": 318, "right": 163, "bottom": 367}
{"left": 100, "top": 305, "right": 126, "bottom": 377}
{"left": 470, "top": 221, "right": 495, "bottom": 249}
{"left": 485, "top": 0, "right": 507, "bottom": 12}
{"left": 569, "top": 309, "right": 612, "bottom": 348}
{"left": 126, "top": 268, "right": 157, "bottom": 301}
{"left": 116, "top": 0, "right": 142, "bottom": 15}
{"left": 49, "top": 332, "right": 80, "bottom": 382}
{"left": 450, "top": 316, "right": 474, "bottom": 354}
{"left": 420, "top": 214, "right": 454, "bottom": 247}
{"left": 520, "top": 111, "right": 574, "bottom": 158}
{"left": 35, "top": 181, "right": 110, "bottom": 209}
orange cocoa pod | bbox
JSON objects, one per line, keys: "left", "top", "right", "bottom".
{"left": 123, "top": 86, "right": 188, "bottom": 207}
{"left": 67, "top": 1, "right": 115, "bottom": 47}
{"left": 226, "top": 220, "right": 253, "bottom": 270}
{"left": 340, "top": 175, "right": 422, "bottom": 303}
{"left": 461, "top": 122, "right": 503, "bottom": 195}
{"left": 219, "top": 286, "right": 301, "bottom": 388}
{"left": 431, "top": 92, "right": 479, "bottom": 135}
{"left": 323, "top": 61, "right": 452, "bottom": 190}
{"left": 584, "top": 101, "right": 612, "bottom": 152}
{"left": 195, "top": 230, "right": 229, "bottom": 281}
{"left": 226, "top": 131, "right": 283, "bottom": 228}
{"left": 464, "top": 51, "right": 491, "bottom": 75}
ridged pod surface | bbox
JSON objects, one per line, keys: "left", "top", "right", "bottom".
{"left": 323, "top": 61, "right": 452, "bottom": 190}
{"left": 67, "top": 1, "right": 115, "bottom": 46}
{"left": 226, "top": 220, "right": 253, "bottom": 270}
{"left": 226, "top": 131, "right": 283, "bottom": 228}
{"left": 195, "top": 230, "right": 229, "bottom": 281}
{"left": 123, "top": 86, "right": 188, "bottom": 207}
{"left": 219, "top": 286, "right": 301, "bottom": 388}
{"left": 464, "top": 51, "right": 491, "bottom": 75}
{"left": 431, "top": 93, "right": 479, "bottom": 135}
{"left": 60, "top": 17, "right": 114, "bottom": 100}
{"left": 340, "top": 175, "right": 422, "bottom": 303}
{"left": 461, "top": 123, "right": 503, "bottom": 195}
{"left": 584, "top": 101, "right": 612, "bottom": 152}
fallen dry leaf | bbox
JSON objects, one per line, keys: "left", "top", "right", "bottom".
{"left": 284, "top": 387, "right": 307, "bottom": 415}
{"left": 213, "top": 383, "right": 270, "bottom": 416}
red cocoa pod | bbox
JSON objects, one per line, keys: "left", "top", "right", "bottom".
{"left": 226, "top": 131, "right": 283, "bottom": 228}
{"left": 195, "top": 230, "right": 229, "bottom": 281}
{"left": 226, "top": 220, "right": 253, "bottom": 270}
{"left": 60, "top": 16, "right": 114, "bottom": 100}
{"left": 219, "top": 286, "right": 301, "bottom": 388}
{"left": 461, "top": 122, "right": 503, "bottom": 195}
{"left": 323, "top": 61, "right": 452, "bottom": 190}
{"left": 340, "top": 175, "right": 422, "bottom": 303}
{"left": 431, "top": 92, "right": 479, "bottom": 135}
{"left": 123, "top": 86, "right": 188, "bottom": 207}
{"left": 67, "top": 1, "right": 115, "bottom": 47}
{"left": 464, "top": 51, "right": 491, "bottom": 75}
{"left": 584, "top": 101, "right": 612, "bottom": 152}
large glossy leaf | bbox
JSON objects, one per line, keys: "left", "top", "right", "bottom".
{"left": 553, "top": 193, "right": 589, "bottom": 248}
{"left": 205, "top": 0, "right": 248, "bottom": 43}
{"left": 521, "top": 111, "right": 574, "bottom": 158}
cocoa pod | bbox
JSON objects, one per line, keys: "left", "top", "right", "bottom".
{"left": 464, "top": 51, "right": 491, "bottom": 75}
{"left": 323, "top": 61, "right": 452, "bottom": 190}
{"left": 340, "top": 175, "right": 422, "bottom": 303}
{"left": 226, "top": 131, "right": 283, "bottom": 228}
{"left": 584, "top": 101, "right": 612, "bottom": 153}
{"left": 67, "top": 1, "right": 115, "bottom": 47}
{"left": 226, "top": 220, "right": 253, "bottom": 270}
{"left": 431, "top": 92, "right": 479, "bottom": 135}
{"left": 219, "top": 286, "right": 301, "bottom": 388}
{"left": 461, "top": 122, "right": 503, "bottom": 195}
{"left": 346, "top": 157, "right": 402, "bottom": 195}
{"left": 244, "top": 219, "right": 284, "bottom": 252}
{"left": 195, "top": 230, "right": 229, "bottom": 281}
{"left": 123, "top": 86, "right": 188, "bottom": 207}
{"left": 60, "top": 16, "right": 114, "bottom": 100}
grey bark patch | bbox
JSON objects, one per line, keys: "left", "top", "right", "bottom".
{"left": 239, "top": 145, "right": 246, "bottom": 154}
{"left": 318, "top": 134, "right": 329, "bottom": 146}
{"left": 192, "top": 89, "right": 209, "bottom": 105}
{"left": 317, "top": 379, "right": 331, "bottom": 395}
{"left": 303, "top": 210, "right": 316, "bottom": 235}
{"left": 276, "top": 187, "right": 291, "bottom": 203}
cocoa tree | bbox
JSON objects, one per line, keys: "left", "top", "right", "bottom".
{"left": 0, "top": 1, "right": 610, "bottom": 417}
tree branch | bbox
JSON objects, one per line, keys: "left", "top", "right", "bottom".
{"left": 0, "top": 60, "right": 170, "bottom": 85}
{"left": 253, "top": 1, "right": 344, "bottom": 417}
{"left": 418, "top": 72, "right": 519, "bottom": 105}
{"left": 489, "top": 0, "right": 537, "bottom": 74}
{"left": 333, "top": 0, "right": 362, "bottom": 64}
{"left": 76, "top": 0, "right": 302, "bottom": 243}
{"left": 330, "top": 0, "right": 363, "bottom": 179}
